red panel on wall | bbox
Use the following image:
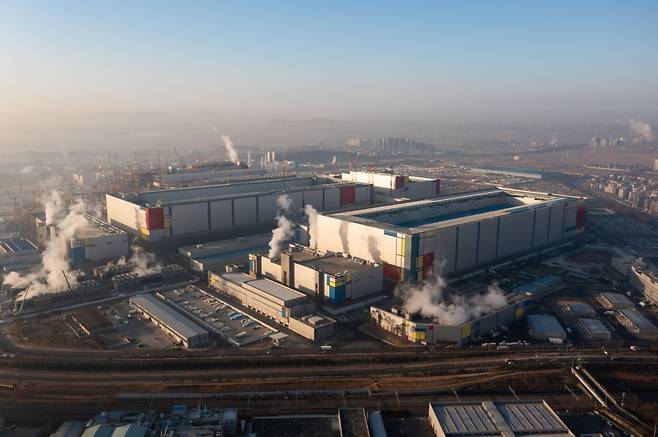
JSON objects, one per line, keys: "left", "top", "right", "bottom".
{"left": 146, "top": 207, "right": 164, "bottom": 230}
{"left": 340, "top": 186, "right": 356, "bottom": 206}
{"left": 383, "top": 263, "right": 401, "bottom": 282}
{"left": 575, "top": 205, "right": 587, "bottom": 228}
{"left": 423, "top": 252, "right": 435, "bottom": 279}
{"left": 395, "top": 176, "right": 405, "bottom": 189}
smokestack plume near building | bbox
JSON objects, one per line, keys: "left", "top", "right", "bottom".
{"left": 268, "top": 195, "right": 295, "bottom": 259}
{"left": 304, "top": 204, "right": 318, "bottom": 249}
{"left": 221, "top": 135, "right": 239, "bottom": 164}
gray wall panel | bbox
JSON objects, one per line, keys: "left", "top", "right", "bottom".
{"left": 456, "top": 222, "right": 478, "bottom": 271}
{"left": 477, "top": 219, "right": 498, "bottom": 264}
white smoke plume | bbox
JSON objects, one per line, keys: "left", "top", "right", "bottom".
{"left": 3, "top": 193, "right": 94, "bottom": 298}
{"left": 268, "top": 195, "right": 295, "bottom": 259}
{"left": 20, "top": 165, "right": 34, "bottom": 174}
{"left": 629, "top": 119, "right": 654, "bottom": 142}
{"left": 331, "top": 155, "right": 337, "bottom": 165}
{"left": 126, "top": 245, "right": 162, "bottom": 276}
{"left": 304, "top": 204, "right": 318, "bottom": 249}
{"left": 222, "top": 135, "right": 239, "bottom": 164}
{"left": 99, "top": 245, "right": 162, "bottom": 277}
{"left": 396, "top": 274, "right": 508, "bottom": 326}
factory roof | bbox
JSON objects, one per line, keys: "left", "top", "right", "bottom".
{"left": 249, "top": 415, "right": 340, "bottom": 437}
{"left": 117, "top": 176, "right": 363, "bottom": 207}
{"left": 430, "top": 400, "right": 574, "bottom": 436}
{"left": 578, "top": 318, "right": 611, "bottom": 337}
{"left": 221, "top": 272, "right": 254, "bottom": 285}
{"left": 599, "top": 292, "right": 633, "bottom": 308}
{"left": 130, "top": 294, "right": 208, "bottom": 340}
{"left": 0, "top": 236, "right": 39, "bottom": 255}
{"left": 617, "top": 309, "right": 658, "bottom": 333}
{"left": 329, "top": 188, "right": 579, "bottom": 233}
{"left": 246, "top": 278, "right": 306, "bottom": 304}
{"left": 180, "top": 233, "right": 271, "bottom": 258}
{"left": 74, "top": 215, "right": 127, "bottom": 239}
{"left": 289, "top": 249, "right": 378, "bottom": 274}
{"left": 557, "top": 300, "right": 596, "bottom": 317}
{"left": 338, "top": 408, "right": 370, "bottom": 437}
{"left": 528, "top": 314, "right": 567, "bottom": 339}
{"left": 514, "top": 276, "right": 561, "bottom": 296}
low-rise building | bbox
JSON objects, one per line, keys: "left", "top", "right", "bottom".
{"left": 596, "top": 292, "right": 634, "bottom": 310}
{"left": 208, "top": 271, "right": 335, "bottom": 341}
{"left": 130, "top": 294, "right": 209, "bottom": 348}
{"left": 0, "top": 236, "right": 40, "bottom": 272}
{"left": 576, "top": 318, "right": 612, "bottom": 341}
{"left": 615, "top": 308, "right": 658, "bottom": 340}
{"left": 250, "top": 244, "right": 383, "bottom": 307}
{"left": 428, "top": 400, "right": 575, "bottom": 437}
{"left": 528, "top": 314, "right": 567, "bottom": 341}
{"left": 630, "top": 265, "right": 658, "bottom": 304}
{"left": 340, "top": 170, "right": 440, "bottom": 201}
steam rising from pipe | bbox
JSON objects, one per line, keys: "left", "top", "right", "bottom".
{"left": 268, "top": 195, "right": 295, "bottom": 258}
{"left": 304, "top": 204, "right": 318, "bottom": 249}
{"left": 396, "top": 273, "right": 508, "bottom": 326}
{"left": 221, "top": 135, "right": 239, "bottom": 164}
{"left": 629, "top": 119, "right": 654, "bottom": 142}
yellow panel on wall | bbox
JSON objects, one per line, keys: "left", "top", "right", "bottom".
{"left": 461, "top": 323, "right": 472, "bottom": 338}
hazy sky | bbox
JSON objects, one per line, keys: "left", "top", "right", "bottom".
{"left": 2, "top": 0, "right": 658, "bottom": 120}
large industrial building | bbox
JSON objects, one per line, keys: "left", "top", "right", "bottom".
{"left": 106, "top": 176, "right": 371, "bottom": 243}
{"left": 130, "top": 294, "right": 209, "bottom": 348}
{"left": 427, "top": 400, "right": 575, "bottom": 437}
{"left": 208, "top": 271, "right": 335, "bottom": 341}
{"left": 339, "top": 170, "right": 440, "bottom": 201}
{"left": 315, "top": 188, "right": 586, "bottom": 287}
{"left": 249, "top": 244, "right": 383, "bottom": 309}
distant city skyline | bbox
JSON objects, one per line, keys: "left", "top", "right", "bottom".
{"left": 1, "top": 0, "right": 657, "bottom": 121}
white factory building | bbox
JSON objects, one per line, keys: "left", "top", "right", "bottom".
{"left": 208, "top": 271, "right": 335, "bottom": 341}
{"left": 130, "top": 294, "right": 209, "bottom": 348}
{"left": 315, "top": 188, "right": 587, "bottom": 287}
{"left": 339, "top": 170, "right": 440, "bottom": 201}
{"left": 249, "top": 244, "right": 383, "bottom": 309}
{"left": 106, "top": 175, "right": 371, "bottom": 243}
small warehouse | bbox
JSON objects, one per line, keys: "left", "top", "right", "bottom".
{"left": 616, "top": 309, "right": 658, "bottom": 340}
{"left": 130, "top": 294, "right": 209, "bottom": 348}
{"left": 528, "top": 314, "right": 567, "bottom": 341}
{"left": 596, "top": 292, "right": 633, "bottom": 310}
{"left": 555, "top": 300, "right": 597, "bottom": 318}
{"left": 576, "top": 318, "right": 612, "bottom": 341}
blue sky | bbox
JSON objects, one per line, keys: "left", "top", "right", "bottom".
{"left": 2, "top": 0, "right": 658, "bottom": 119}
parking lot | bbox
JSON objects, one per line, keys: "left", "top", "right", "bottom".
{"left": 161, "top": 287, "right": 276, "bottom": 347}
{"left": 106, "top": 300, "right": 176, "bottom": 350}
